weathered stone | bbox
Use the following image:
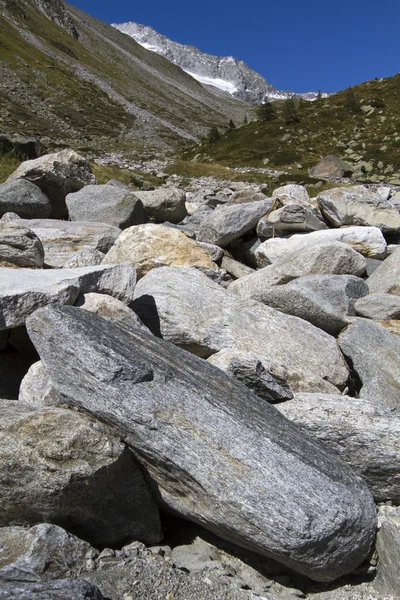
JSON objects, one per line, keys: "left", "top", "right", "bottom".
{"left": 272, "top": 184, "right": 311, "bottom": 207}
{"left": 0, "top": 579, "right": 106, "bottom": 600}
{"left": 19, "top": 361, "right": 60, "bottom": 407}
{"left": 366, "top": 246, "right": 400, "bottom": 294}
{"left": 10, "top": 218, "right": 120, "bottom": 268}
{"left": 355, "top": 293, "right": 400, "bottom": 320}
{"left": 207, "top": 349, "right": 293, "bottom": 403}
{"left": 134, "top": 188, "right": 187, "bottom": 223}
{"left": 197, "top": 200, "right": 271, "bottom": 247}
{"left": 66, "top": 185, "right": 147, "bottom": 229}
{"left": 236, "top": 274, "right": 368, "bottom": 335}
{"left": 338, "top": 319, "right": 400, "bottom": 411}
{"left": 0, "top": 524, "right": 91, "bottom": 581}
{"left": 374, "top": 506, "right": 400, "bottom": 598}
{"left": 317, "top": 185, "right": 400, "bottom": 233}
{"left": 309, "top": 156, "right": 353, "bottom": 179}
{"left": 26, "top": 305, "right": 376, "bottom": 581}
{"left": 0, "top": 180, "right": 51, "bottom": 219}
{"left": 0, "top": 264, "right": 136, "bottom": 329}
{"left": 0, "top": 223, "right": 44, "bottom": 268}
{"left": 63, "top": 248, "right": 105, "bottom": 268}
{"left": 133, "top": 267, "right": 349, "bottom": 392}
{"left": 227, "top": 189, "right": 268, "bottom": 205}
{"left": 255, "top": 226, "right": 387, "bottom": 267}
{"left": 75, "top": 292, "right": 151, "bottom": 332}
{"left": 266, "top": 204, "right": 328, "bottom": 233}
{"left": 231, "top": 243, "right": 367, "bottom": 300}
{"left": 196, "top": 242, "right": 224, "bottom": 263}
{"left": 103, "top": 223, "right": 219, "bottom": 279}
{"left": 0, "top": 401, "right": 162, "bottom": 546}
{"left": 220, "top": 256, "right": 254, "bottom": 279}
{"left": 7, "top": 149, "right": 96, "bottom": 218}
{"left": 278, "top": 393, "right": 400, "bottom": 503}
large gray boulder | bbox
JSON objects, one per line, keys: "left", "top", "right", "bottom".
{"left": 26, "top": 305, "right": 376, "bottom": 582}
{"left": 271, "top": 184, "right": 311, "bottom": 207}
{"left": 0, "top": 524, "right": 91, "bottom": 582}
{"left": 66, "top": 185, "right": 147, "bottom": 229}
{"left": 338, "top": 319, "right": 400, "bottom": 411}
{"left": 0, "top": 401, "right": 162, "bottom": 546}
{"left": 134, "top": 187, "right": 187, "bottom": 223}
{"left": 309, "top": 156, "right": 353, "bottom": 179}
{"left": 255, "top": 226, "right": 387, "bottom": 267}
{"left": 366, "top": 246, "right": 400, "bottom": 294}
{"left": 132, "top": 267, "right": 349, "bottom": 393}
{"left": 317, "top": 185, "right": 400, "bottom": 233}
{"left": 278, "top": 393, "right": 400, "bottom": 503}
{"left": 354, "top": 293, "right": 400, "bottom": 320}
{"left": 197, "top": 200, "right": 271, "bottom": 247}
{"left": 0, "top": 223, "right": 44, "bottom": 268}
{"left": 266, "top": 205, "right": 328, "bottom": 233}
{"left": 0, "top": 180, "right": 51, "bottom": 219}
{"left": 0, "top": 264, "right": 136, "bottom": 329}
{"left": 0, "top": 579, "right": 106, "bottom": 600}
{"left": 6, "top": 149, "right": 97, "bottom": 218}
{"left": 7, "top": 218, "right": 120, "bottom": 268}
{"left": 230, "top": 243, "right": 367, "bottom": 300}
{"left": 236, "top": 274, "right": 368, "bottom": 335}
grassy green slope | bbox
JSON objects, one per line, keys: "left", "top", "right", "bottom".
{"left": 183, "top": 75, "right": 400, "bottom": 183}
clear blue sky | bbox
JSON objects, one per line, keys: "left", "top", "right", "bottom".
{"left": 70, "top": 0, "right": 399, "bottom": 94}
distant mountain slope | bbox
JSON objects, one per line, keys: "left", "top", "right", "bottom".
{"left": 0, "top": 0, "right": 248, "bottom": 154}
{"left": 112, "top": 22, "right": 329, "bottom": 105}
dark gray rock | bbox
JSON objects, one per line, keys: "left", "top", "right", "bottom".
{"left": 278, "top": 393, "right": 400, "bottom": 503}
{"left": 197, "top": 200, "right": 271, "bottom": 247}
{"left": 0, "top": 180, "right": 51, "bottom": 219}
{"left": 66, "top": 185, "right": 147, "bottom": 229}
{"left": 0, "top": 134, "right": 46, "bottom": 161}
{"left": 196, "top": 241, "right": 224, "bottom": 263}
{"left": 374, "top": 506, "right": 400, "bottom": 598}
{"left": 366, "top": 246, "right": 400, "bottom": 294}
{"left": 0, "top": 223, "right": 44, "bottom": 268}
{"left": 354, "top": 293, "right": 400, "bottom": 320}
{"left": 0, "top": 401, "right": 162, "bottom": 546}
{"left": 0, "top": 351, "right": 34, "bottom": 399}
{"left": 0, "top": 579, "right": 106, "bottom": 600}
{"left": 26, "top": 304, "right": 377, "bottom": 581}
{"left": 207, "top": 349, "right": 293, "bottom": 403}
{"left": 338, "top": 319, "right": 400, "bottom": 411}
{"left": 134, "top": 188, "right": 187, "bottom": 223}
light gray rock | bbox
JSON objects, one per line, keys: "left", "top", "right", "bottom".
{"left": 134, "top": 188, "right": 187, "bottom": 223}
{"left": 272, "top": 184, "right": 310, "bottom": 207}
{"left": 255, "top": 226, "right": 387, "bottom": 267}
{"left": 317, "top": 186, "right": 400, "bottom": 233}
{"left": 66, "top": 185, "right": 147, "bottom": 229}
{"left": 0, "top": 223, "right": 44, "bottom": 268}
{"left": 197, "top": 200, "right": 271, "bottom": 247}
{"left": 277, "top": 393, "right": 400, "bottom": 503}
{"left": 0, "top": 212, "right": 21, "bottom": 223}
{"left": 227, "top": 189, "right": 268, "bottom": 205}
{"left": 355, "top": 293, "right": 400, "bottom": 320}
{"left": 75, "top": 292, "right": 151, "bottom": 332}
{"left": 196, "top": 241, "right": 224, "bottom": 263}
{"left": 0, "top": 524, "right": 91, "bottom": 582}
{"left": 11, "top": 218, "right": 120, "bottom": 268}
{"left": 0, "top": 180, "right": 51, "bottom": 219}
{"left": 366, "top": 246, "right": 400, "bottom": 294}
{"left": 0, "top": 264, "right": 136, "bottom": 329}
{"left": 238, "top": 274, "right": 368, "bottom": 335}
{"left": 231, "top": 243, "right": 367, "bottom": 300}
{"left": 0, "top": 401, "right": 162, "bottom": 546}
{"left": 338, "top": 319, "right": 400, "bottom": 411}
{"left": 6, "top": 149, "right": 97, "bottom": 218}
{"left": 26, "top": 305, "right": 376, "bottom": 582}
{"left": 19, "top": 361, "right": 60, "bottom": 407}
{"left": 266, "top": 205, "right": 328, "bottom": 233}
{"left": 309, "top": 156, "right": 353, "bottom": 179}
{"left": 63, "top": 248, "right": 105, "bottom": 268}
{"left": 220, "top": 255, "right": 255, "bottom": 279}
{"left": 132, "top": 267, "right": 349, "bottom": 393}
{"left": 207, "top": 349, "right": 293, "bottom": 403}
{"left": 374, "top": 506, "right": 400, "bottom": 598}
{"left": 0, "top": 579, "right": 106, "bottom": 600}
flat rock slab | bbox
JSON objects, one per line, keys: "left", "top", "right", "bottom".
{"left": 317, "top": 185, "right": 400, "bottom": 233}
{"left": 255, "top": 226, "right": 387, "bottom": 267}
{"left": 339, "top": 319, "right": 400, "bottom": 412}
{"left": 0, "top": 264, "right": 136, "bottom": 329}
{"left": 133, "top": 267, "right": 349, "bottom": 393}
{"left": 366, "top": 246, "right": 400, "bottom": 294}
{"left": 13, "top": 218, "right": 121, "bottom": 268}
{"left": 66, "top": 185, "right": 147, "bottom": 229}
{"left": 278, "top": 393, "right": 400, "bottom": 503}
{"left": 26, "top": 305, "right": 376, "bottom": 581}
{"left": 0, "top": 180, "right": 51, "bottom": 219}
{"left": 0, "top": 401, "right": 162, "bottom": 546}
{"left": 267, "top": 205, "right": 327, "bottom": 233}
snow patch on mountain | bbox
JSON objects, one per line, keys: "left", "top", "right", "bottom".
{"left": 184, "top": 71, "right": 238, "bottom": 94}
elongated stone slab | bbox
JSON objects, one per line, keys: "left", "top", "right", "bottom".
{"left": 26, "top": 305, "right": 376, "bottom": 582}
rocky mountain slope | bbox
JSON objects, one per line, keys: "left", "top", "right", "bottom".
{"left": 0, "top": 0, "right": 248, "bottom": 154}
{"left": 112, "top": 22, "right": 328, "bottom": 105}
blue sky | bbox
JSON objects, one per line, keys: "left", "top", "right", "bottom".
{"left": 71, "top": 0, "right": 399, "bottom": 94}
